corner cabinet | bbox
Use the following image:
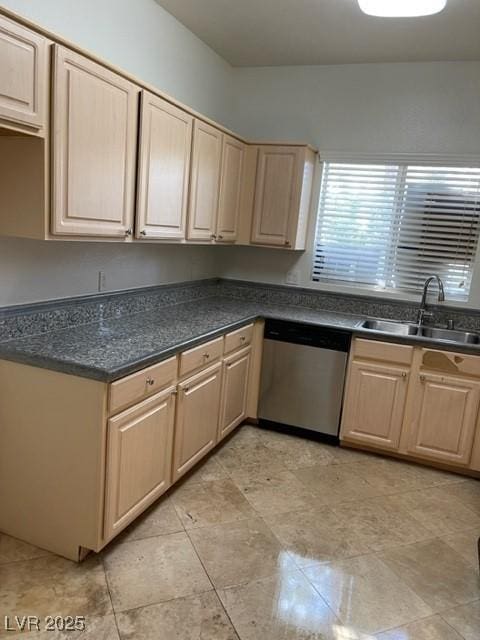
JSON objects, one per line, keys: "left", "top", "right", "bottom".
{"left": 136, "top": 91, "right": 193, "bottom": 240}
{"left": 216, "top": 135, "right": 245, "bottom": 243}
{"left": 341, "top": 338, "right": 480, "bottom": 471}
{"left": 0, "top": 15, "right": 48, "bottom": 134}
{"left": 51, "top": 46, "right": 139, "bottom": 238}
{"left": 187, "top": 119, "right": 223, "bottom": 242}
{"left": 250, "top": 145, "right": 316, "bottom": 249}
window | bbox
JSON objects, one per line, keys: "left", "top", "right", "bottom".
{"left": 312, "top": 160, "right": 480, "bottom": 300}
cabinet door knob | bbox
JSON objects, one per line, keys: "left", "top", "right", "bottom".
{"left": 146, "top": 377, "right": 155, "bottom": 386}
{"left": 240, "top": 336, "right": 246, "bottom": 342}
{"left": 419, "top": 374, "right": 426, "bottom": 383}
{"left": 211, "top": 234, "right": 217, "bottom": 239}
{"left": 218, "top": 234, "right": 224, "bottom": 239}
{"left": 401, "top": 372, "right": 407, "bottom": 378}
{"left": 125, "top": 228, "right": 132, "bottom": 236}
{"left": 203, "top": 353, "right": 210, "bottom": 359}
{"left": 140, "top": 230, "right": 147, "bottom": 236}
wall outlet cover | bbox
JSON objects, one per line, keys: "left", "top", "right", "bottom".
{"left": 98, "top": 271, "right": 107, "bottom": 292}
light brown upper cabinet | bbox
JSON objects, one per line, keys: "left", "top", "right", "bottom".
{"left": 187, "top": 119, "right": 223, "bottom": 242}
{"left": 404, "top": 372, "right": 480, "bottom": 467}
{"left": 0, "top": 15, "right": 48, "bottom": 133}
{"left": 136, "top": 91, "right": 193, "bottom": 240}
{"left": 51, "top": 46, "right": 139, "bottom": 238}
{"left": 216, "top": 135, "right": 245, "bottom": 243}
{"left": 251, "top": 145, "right": 316, "bottom": 249}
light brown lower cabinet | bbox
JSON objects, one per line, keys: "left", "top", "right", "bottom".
{"left": 341, "top": 337, "right": 480, "bottom": 471}
{"left": 104, "top": 386, "right": 176, "bottom": 540}
{"left": 218, "top": 346, "right": 251, "bottom": 441}
{"left": 173, "top": 361, "right": 222, "bottom": 481}
{"left": 341, "top": 360, "right": 409, "bottom": 450}
{"left": 0, "top": 319, "right": 262, "bottom": 561}
{"left": 404, "top": 372, "right": 480, "bottom": 466}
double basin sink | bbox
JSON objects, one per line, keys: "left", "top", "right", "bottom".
{"left": 361, "top": 319, "right": 480, "bottom": 345}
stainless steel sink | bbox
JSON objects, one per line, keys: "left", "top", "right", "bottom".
{"left": 361, "top": 319, "right": 419, "bottom": 336}
{"left": 361, "top": 319, "right": 480, "bottom": 345}
{"left": 418, "top": 327, "right": 480, "bottom": 344}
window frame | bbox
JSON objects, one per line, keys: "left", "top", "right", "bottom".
{"left": 310, "top": 153, "right": 480, "bottom": 303}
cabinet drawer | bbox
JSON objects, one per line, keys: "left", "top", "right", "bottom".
{"left": 109, "top": 356, "right": 178, "bottom": 415}
{"left": 354, "top": 338, "right": 413, "bottom": 366}
{"left": 224, "top": 323, "right": 254, "bottom": 354}
{"left": 179, "top": 336, "right": 224, "bottom": 377}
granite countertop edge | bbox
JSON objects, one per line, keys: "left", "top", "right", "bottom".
{"left": 2, "top": 297, "right": 480, "bottom": 383}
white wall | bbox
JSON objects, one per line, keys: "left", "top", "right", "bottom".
{"left": 2, "top": 4, "right": 480, "bottom": 308}
{"left": 218, "top": 61, "right": 480, "bottom": 308}
{"left": 0, "top": 0, "right": 233, "bottom": 307}
{"left": 1, "top": 0, "right": 234, "bottom": 124}
{"left": 0, "top": 238, "right": 217, "bottom": 306}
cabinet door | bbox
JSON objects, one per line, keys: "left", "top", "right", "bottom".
{"left": 52, "top": 46, "right": 138, "bottom": 237}
{"left": 405, "top": 373, "right": 480, "bottom": 466}
{"left": 0, "top": 16, "right": 47, "bottom": 131}
{"left": 104, "top": 387, "right": 176, "bottom": 540}
{"left": 341, "top": 361, "right": 409, "bottom": 450}
{"left": 136, "top": 91, "right": 192, "bottom": 240}
{"left": 187, "top": 120, "right": 223, "bottom": 241}
{"left": 173, "top": 362, "right": 222, "bottom": 480}
{"left": 216, "top": 135, "right": 245, "bottom": 243}
{"left": 251, "top": 146, "right": 302, "bottom": 247}
{"left": 219, "top": 347, "right": 251, "bottom": 441}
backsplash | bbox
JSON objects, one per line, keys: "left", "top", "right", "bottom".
{"left": 0, "top": 279, "right": 219, "bottom": 343}
{"left": 3, "top": 277, "right": 480, "bottom": 343}
{"left": 218, "top": 279, "right": 480, "bottom": 332}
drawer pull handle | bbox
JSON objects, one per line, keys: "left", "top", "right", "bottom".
{"left": 203, "top": 353, "right": 210, "bottom": 359}
{"left": 240, "top": 336, "right": 246, "bottom": 342}
{"left": 146, "top": 377, "right": 155, "bottom": 386}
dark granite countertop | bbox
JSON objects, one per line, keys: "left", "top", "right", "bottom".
{"left": 1, "top": 295, "right": 480, "bottom": 382}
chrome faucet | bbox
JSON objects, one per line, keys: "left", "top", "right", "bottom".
{"left": 417, "top": 275, "right": 445, "bottom": 326}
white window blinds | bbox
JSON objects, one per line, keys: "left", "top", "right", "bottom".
{"left": 313, "top": 161, "right": 480, "bottom": 300}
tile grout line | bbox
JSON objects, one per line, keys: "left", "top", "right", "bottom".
{"left": 182, "top": 526, "right": 242, "bottom": 640}
{"left": 438, "top": 610, "right": 473, "bottom": 640}
{"left": 100, "top": 556, "right": 123, "bottom": 640}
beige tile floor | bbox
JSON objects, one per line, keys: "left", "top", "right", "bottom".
{"left": 1, "top": 424, "right": 479, "bottom": 639}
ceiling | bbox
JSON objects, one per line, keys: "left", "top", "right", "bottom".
{"left": 154, "top": 0, "right": 480, "bottom": 66}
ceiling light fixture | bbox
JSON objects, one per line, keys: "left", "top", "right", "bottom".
{"left": 358, "top": 0, "right": 447, "bottom": 17}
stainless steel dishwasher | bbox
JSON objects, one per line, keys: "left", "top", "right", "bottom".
{"left": 259, "top": 319, "right": 351, "bottom": 442}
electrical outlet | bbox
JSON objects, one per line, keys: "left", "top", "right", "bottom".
{"left": 286, "top": 269, "right": 300, "bottom": 285}
{"left": 98, "top": 271, "right": 107, "bottom": 292}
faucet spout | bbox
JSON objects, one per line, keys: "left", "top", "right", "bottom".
{"left": 417, "top": 275, "right": 445, "bottom": 326}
